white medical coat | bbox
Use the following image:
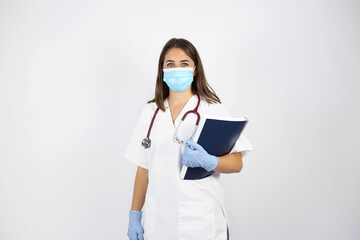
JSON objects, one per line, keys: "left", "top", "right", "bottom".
{"left": 125, "top": 94, "right": 254, "bottom": 240}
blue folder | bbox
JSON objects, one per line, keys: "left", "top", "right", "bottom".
{"left": 180, "top": 114, "right": 249, "bottom": 180}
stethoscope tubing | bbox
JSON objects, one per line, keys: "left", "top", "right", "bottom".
{"left": 142, "top": 93, "right": 200, "bottom": 149}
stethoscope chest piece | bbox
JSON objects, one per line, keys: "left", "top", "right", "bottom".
{"left": 142, "top": 137, "right": 151, "bottom": 149}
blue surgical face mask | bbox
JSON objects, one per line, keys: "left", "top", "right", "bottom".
{"left": 163, "top": 66, "right": 196, "bottom": 92}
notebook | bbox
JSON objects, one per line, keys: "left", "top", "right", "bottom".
{"left": 180, "top": 114, "right": 249, "bottom": 180}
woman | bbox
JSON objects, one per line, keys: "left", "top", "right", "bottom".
{"left": 125, "top": 38, "right": 253, "bottom": 240}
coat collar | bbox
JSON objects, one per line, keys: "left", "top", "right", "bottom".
{"left": 164, "top": 94, "right": 198, "bottom": 130}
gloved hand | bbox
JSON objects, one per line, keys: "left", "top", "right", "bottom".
{"left": 127, "top": 210, "right": 144, "bottom": 240}
{"left": 181, "top": 140, "right": 219, "bottom": 172}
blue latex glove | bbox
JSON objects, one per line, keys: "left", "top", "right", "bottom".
{"left": 181, "top": 140, "right": 219, "bottom": 172}
{"left": 127, "top": 210, "right": 144, "bottom": 240}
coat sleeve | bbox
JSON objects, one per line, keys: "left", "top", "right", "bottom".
{"left": 212, "top": 103, "right": 254, "bottom": 157}
{"left": 229, "top": 134, "right": 254, "bottom": 157}
{"left": 124, "top": 105, "right": 150, "bottom": 169}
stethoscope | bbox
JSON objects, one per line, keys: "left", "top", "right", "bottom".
{"left": 141, "top": 93, "right": 201, "bottom": 149}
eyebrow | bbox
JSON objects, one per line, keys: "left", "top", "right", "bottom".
{"left": 165, "top": 60, "right": 190, "bottom": 62}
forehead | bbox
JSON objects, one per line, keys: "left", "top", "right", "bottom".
{"left": 164, "top": 48, "right": 192, "bottom": 61}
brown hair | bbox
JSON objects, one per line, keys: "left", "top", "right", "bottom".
{"left": 147, "top": 38, "right": 221, "bottom": 111}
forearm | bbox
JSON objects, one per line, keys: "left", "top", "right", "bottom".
{"left": 213, "top": 152, "right": 243, "bottom": 173}
{"left": 130, "top": 166, "right": 149, "bottom": 211}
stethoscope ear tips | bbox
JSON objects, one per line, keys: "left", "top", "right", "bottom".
{"left": 142, "top": 138, "right": 151, "bottom": 149}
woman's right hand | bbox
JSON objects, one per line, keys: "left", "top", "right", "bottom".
{"left": 127, "top": 210, "right": 144, "bottom": 240}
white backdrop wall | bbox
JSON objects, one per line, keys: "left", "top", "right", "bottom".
{"left": 0, "top": 0, "right": 359, "bottom": 239}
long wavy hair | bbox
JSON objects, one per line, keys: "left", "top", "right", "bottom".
{"left": 147, "top": 38, "right": 221, "bottom": 111}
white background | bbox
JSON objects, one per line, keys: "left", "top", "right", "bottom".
{"left": 0, "top": 0, "right": 359, "bottom": 239}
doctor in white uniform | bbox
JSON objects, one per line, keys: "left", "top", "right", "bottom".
{"left": 125, "top": 38, "right": 253, "bottom": 240}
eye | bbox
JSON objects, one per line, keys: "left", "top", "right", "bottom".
{"left": 182, "top": 63, "right": 188, "bottom": 66}
{"left": 167, "top": 63, "right": 173, "bottom": 67}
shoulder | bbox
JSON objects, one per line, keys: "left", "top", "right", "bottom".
{"left": 200, "top": 97, "right": 231, "bottom": 117}
{"left": 138, "top": 101, "right": 158, "bottom": 122}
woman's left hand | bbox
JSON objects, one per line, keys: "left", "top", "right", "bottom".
{"left": 181, "top": 140, "right": 219, "bottom": 172}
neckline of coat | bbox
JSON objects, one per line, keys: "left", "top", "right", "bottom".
{"left": 164, "top": 93, "right": 197, "bottom": 130}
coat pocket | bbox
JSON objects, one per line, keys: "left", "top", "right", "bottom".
{"left": 143, "top": 196, "right": 156, "bottom": 237}
{"left": 178, "top": 200, "right": 215, "bottom": 240}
